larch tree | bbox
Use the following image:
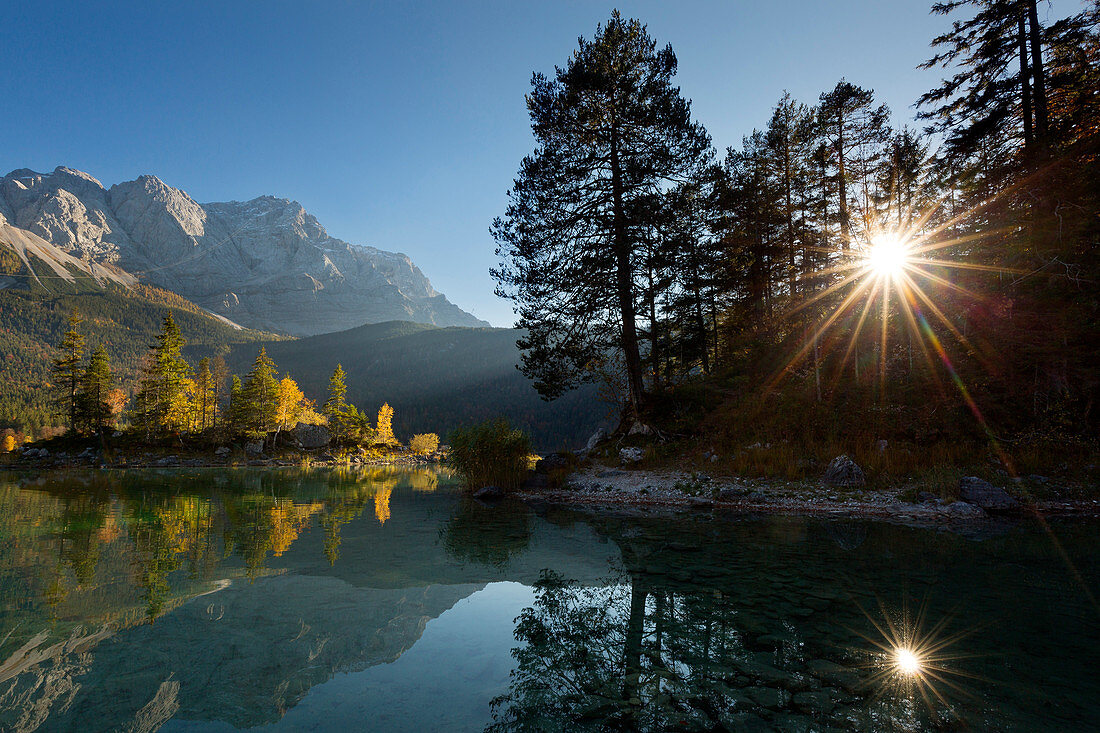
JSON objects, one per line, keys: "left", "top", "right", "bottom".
{"left": 273, "top": 375, "right": 308, "bottom": 444}
{"left": 917, "top": 0, "right": 1055, "bottom": 165}
{"left": 764, "top": 92, "right": 815, "bottom": 296}
{"left": 52, "top": 309, "right": 86, "bottom": 434}
{"left": 492, "top": 11, "right": 713, "bottom": 420}
{"left": 375, "top": 402, "right": 395, "bottom": 446}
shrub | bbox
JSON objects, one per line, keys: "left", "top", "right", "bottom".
{"left": 409, "top": 433, "right": 440, "bottom": 455}
{"left": 448, "top": 419, "right": 533, "bottom": 490}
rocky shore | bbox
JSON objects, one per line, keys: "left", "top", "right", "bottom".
{"left": 512, "top": 464, "right": 1100, "bottom": 526}
{"left": 8, "top": 445, "right": 442, "bottom": 470}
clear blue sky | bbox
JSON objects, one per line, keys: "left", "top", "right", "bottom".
{"left": 0, "top": 1, "right": 1072, "bottom": 326}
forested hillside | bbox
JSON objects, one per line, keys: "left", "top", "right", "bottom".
{"left": 0, "top": 249, "right": 271, "bottom": 433}
{"left": 223, "top": 321, "right": 610, "bottom": 450}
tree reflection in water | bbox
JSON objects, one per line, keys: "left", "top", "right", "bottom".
{"left": 441, "top": 496, "right": 531, "bottom": 569}
{"left": 488, "top": 527, "right": 973, "bottom": 732}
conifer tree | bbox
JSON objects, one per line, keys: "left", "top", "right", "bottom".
{"left": 134, "top": 312, "right": 192, "bottom": 437}
{"left": 78, "top": 345, "right": 113, "bottom": 435}
{"left": 818, "top": 80, "right": 889, "bottom": 249}
{"left": 52, "top": 309, "right": 86, "bottom": 434}
{"left": 492, "top": 11, "right": 713, "bottom": 418}
{"left": 324, "top": 364, "right": 350, "bottom": 442}
{"left": 227, "top": 375, "right": 246, "bottom": 436}
{"left": 193, "top": 358, "right": 216, "bottom": 432}
{"left": 210, "top": 355, "right": 229, "bottom": 430}
{"left": 273, "top": 375, "right": 309, "bottom": 444}
{"left": 241, "top": 347, "right": 278, "bottom": 438}
{"left": 375, "top": 402, "right": 395, "bottom": 446}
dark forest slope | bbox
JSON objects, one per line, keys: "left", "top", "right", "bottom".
{"left": 223, "top": 321, "right": 610, "bottom": 450}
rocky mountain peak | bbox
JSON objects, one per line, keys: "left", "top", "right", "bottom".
{"left": 0, "top": 166, "right": 488, "bottom": 334}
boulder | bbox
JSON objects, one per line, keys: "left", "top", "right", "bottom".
{"left": 619, "top": 447, "right": 645, "bottom": 464}
{"left": 584, "top": 427, "right": 608, "bottom": 453}
{"left": 473, "top": 485, "right": 506, "bottom": 502}
{"left": 958, "top": 476, "right": 1020, "bottom": 511}
{"left": 534, "top": 453, "right": 571, "bottom": 474}
{"left": 244, "top": 441, "right": 264, "bottom": 456}
{"left": 291, "top": 423, "right": 332, "bottom": 450}
{"left": 823, "top": 455, "right": 865, "bottom": 487}
{"left": 915, "top": 491, "right": 939, "bottom": 504}
{"left": 717, "top": 485, "right": 751, "bottom": 501}
{"left": 627, "top": 421, "right": 653, "bottom": 436}
{"left": 943, "top": 500, "right": 986, "bottom": 518}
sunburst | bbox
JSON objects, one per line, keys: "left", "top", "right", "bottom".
{"left": 847, "top": 597, "right": 987, "bottom": 724}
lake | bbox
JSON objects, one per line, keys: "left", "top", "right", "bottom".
{"left": 0, "top": 468, "right": 1096, "bottom": 731}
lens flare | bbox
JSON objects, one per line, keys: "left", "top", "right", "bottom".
{"left": 895, "top": 646, "right": 922, "bottom": 675}
{"left": 866, "top": 233, "right": 911, "bottom": 279}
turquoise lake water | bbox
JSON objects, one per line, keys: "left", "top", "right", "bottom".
{"left": 0, "top": 468, "right": 1096, "bottom": 731}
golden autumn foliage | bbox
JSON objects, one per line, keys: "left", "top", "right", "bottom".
{"left": 409, "top": 433, "right": 440, "bottom": 455}
{"left": 374, "top": 486, "right": 392, "bottom": 525}
{"left": 2, "top": 435, "right": 15, "bottom": 453}
{"left": 376, "top": 402, "right": 396, "bottom": 445}
{"left": 274, "top": 375, "right": 308, "bottom": 433}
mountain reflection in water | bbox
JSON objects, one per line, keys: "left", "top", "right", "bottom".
{"left": 0, "top": 468, "right": 1096, "bottom": 731}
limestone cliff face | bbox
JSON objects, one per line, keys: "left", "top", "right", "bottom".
{"left": 0, "top": 167, "right": 488, "bottom": 335}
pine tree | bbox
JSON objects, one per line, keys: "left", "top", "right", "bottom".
{"left": 78, "top": 345, "right": 113, "bottom": 435}
{"left": 324, "top": 364, "right": 350, "bottom": 442}
{"left": 492, "top": 11, "right": 713, "bottom": 419}
{"left": 818, "top": 80, "right": 889, "bottom": 249}
{"left": 52, "top": 309, "right": 86, "bottom": 434}
{"left": 241, "top": 347, "right": 279, "bottom": 438}
{"left": 227, "top": 375, "right": 246, "bottom": 436}
{"left": 133, "top": 312, "right": 192, "bottom": 438}
{"left": 193, "top": 358, "right": 216, "bottom": 432}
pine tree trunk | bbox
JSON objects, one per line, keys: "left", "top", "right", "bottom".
{"left": 1018, "top": 5, "right": 1034, "bottom": 152}
{"left": 610, "top": 130, "right": 645, "bottom": 418}
{"left": 1027, "top": 0, "right": 1048, "bottom": 147}
{"left": 837, "top": 118, "right": 850, "bottom": 250}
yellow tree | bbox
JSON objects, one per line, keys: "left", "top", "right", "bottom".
{"left": 409, "top": 433, "right": 439, "bottom": 455}
{"left": 165, "top": 377, "right": 196, "bottom": 434}
{"left": 2, "top": 435, "right": 15, "bottom": 453}
{"left": 273, "top": 375, "right": 311, "bottom": 444}
{"left": 376, "top": 402, "right": 395, "bottom": 446}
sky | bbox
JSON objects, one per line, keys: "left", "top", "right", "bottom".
{"left": 0, "top": 1, "right": 1074, "bottom": 326}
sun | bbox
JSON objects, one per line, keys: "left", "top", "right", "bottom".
{"left": 894, "top": 646, "right": 922, "bottom": 676}
{"left": 865, "top": 233, "right": 912, "bottom": 279}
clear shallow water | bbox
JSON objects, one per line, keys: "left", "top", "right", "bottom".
{"left": 0, "top": 469, "right": 1096, "bottom": 732}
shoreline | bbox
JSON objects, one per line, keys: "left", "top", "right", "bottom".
{"left": 5, "top": 457, "right": 1098, "bottom": 526}
{"left": 513, "top": 465, "right": 1100, "bottom": 525}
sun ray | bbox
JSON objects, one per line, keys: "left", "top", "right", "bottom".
{"left": 829, "top": 279, "right": 880, "bottom": 391}
{"left": 768, "top": 277, "right": 877, "bottom": 388}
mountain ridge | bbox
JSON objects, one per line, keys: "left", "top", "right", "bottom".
{"left": 0, "top": 166, "right": 488, "bottom": 335}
